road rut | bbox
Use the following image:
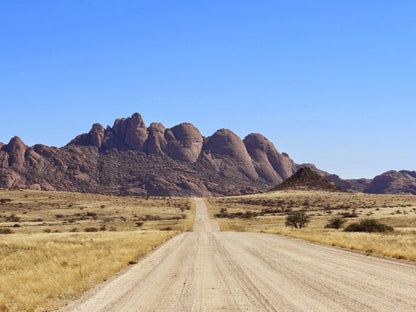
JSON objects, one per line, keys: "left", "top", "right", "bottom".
{"left": 60, "top": 198, "right": 416, "bottom": 311}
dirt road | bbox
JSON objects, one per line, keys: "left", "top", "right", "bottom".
{"left": 61, "top": 198, "right": 416, "bottom": 311}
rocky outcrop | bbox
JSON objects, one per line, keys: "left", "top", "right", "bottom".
{"left": 2, "top": 136, "right": 27, "bottom": 170}
{"left": 165, "top": 123, "right": 203, "bottom": 162}
{"left": 0, "top": 113, "right": 298, "bottom": 196}
{"left": 146, "top": 123, "right": 167, "bottom": 155}
{"left": 364, "top": 170, "right": 416, "bottom": 195}
{"left": 244, "top": 133, "right": 296, "bottom": 183}
{"left": 203, "top": 129, "right": 258, "bottom": 180}
{"left": 3, "top": 113, "right": 412, "bottom": 196}
{"left": 270, "top": 167, "right": 345, "bottom": 192}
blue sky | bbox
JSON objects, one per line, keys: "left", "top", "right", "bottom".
{"left": 0, "top": 1, "right": 415, "bottom": 179}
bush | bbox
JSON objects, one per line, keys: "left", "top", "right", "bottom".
{"left": 5, "top": 214, "right": 20, "bottom": 222}
{"left": 241, "top": 211, "right": 258, "bottom": 219}
{"left": 145, "top": 214, "right": 161, "bottom": 221}
{"left": 285, "top": 212, "right": 310, "bottom": 229}
{"left": 325, "top": 217, "right": 346, "bottom": 229}
{"left": 341, "top": 212, "right": 358, "bottom": 218}
{"left": 84, "top": 227, "right": 99, "bottom": 232}
{"left": 86, "top": 212, "right": 98, "bottom": 219}
{"left": 0, "top": 228, "right": 13, "bottom": 234}
{"left": 344, "top": 219, "right": 393, "bottom": 233}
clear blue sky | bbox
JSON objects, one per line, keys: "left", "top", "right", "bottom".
{"left": 1, "top": 1, "right": 415, "bottom": 179}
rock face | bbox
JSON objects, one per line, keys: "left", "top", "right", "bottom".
{"left": 244, "top": 133, "right": 296, "bottom": 183}
{"left": 165, "top": 123, "right": 203, "bottom": 162}
{"left": 295, "top": 164, "right": 416, "bottom": 195}
{"left": 364, "top": 170, "right": 416, "bottom": 195}
{"left": 2, "top": 113, "right": 413, "bottom": 196}
{"left": 270, "top": 167, "right": 345, "bottom": 192}
{"left": 0, "top": 113, "right": 297, "bottom": 196}
{"left": 203, "top": 129, "right": 258, "bottom": 180}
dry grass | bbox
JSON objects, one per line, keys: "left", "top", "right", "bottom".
{"left": 0, "top": 189, "right": 195, "bottom": 312}
{"left": 208, "top": 190, "right": 416, "bottom": 261}
{"left": 0, "top": 189, "right": 194, "bottom": 234}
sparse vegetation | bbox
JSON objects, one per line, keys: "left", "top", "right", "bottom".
{"left": 5, "top": 214, "right": 20, "bottom": 222}
{"left": 0, "top": 189, "right": 195, "bottom": 312}
{"left": 207, "top": 190, "right": 416, "bottom": 261}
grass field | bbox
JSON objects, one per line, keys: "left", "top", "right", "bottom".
{"left": 207, "top": 190, "right": 416, "bottom": 261}
{"left": 0, "top": 189, "right": 194, "bottom": 312}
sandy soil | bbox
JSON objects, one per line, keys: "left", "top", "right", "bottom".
{"left": 60, "top": 198, "right": 416, "bottom": 312}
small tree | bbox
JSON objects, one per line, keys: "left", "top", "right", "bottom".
{"left": 285, "top": 212, "right": 310, "bottom": 229}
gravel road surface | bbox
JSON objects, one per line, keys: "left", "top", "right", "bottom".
{"left": 60, "top": 198, "right": 416, "bottom": 311}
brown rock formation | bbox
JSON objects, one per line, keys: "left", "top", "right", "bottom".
{"left": 0, "top": 113, "right": 300, "bottom": 196}
{"left": 146, "top": 123, "right": 167, "bottom": 155}
{"left": 244, "top": 133, "right": 296, "bottom": 183}
{"left": 270, "top": 167, "right": 345, "bottom": 192}
{"left": 203, "top": 129, "right": 258, "bottom": 180}
{"left": 364, "top": 170, "right": 416, "bottom": 195}
{"left": 3, "top": 113, "right": 411, "bottom": 196}
{"left": 165, "top": 123, "right": 203, "bottom": 162}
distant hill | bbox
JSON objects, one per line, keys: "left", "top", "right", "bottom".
{"left": 0, "top": 113, "right": 297, "bottom": 196}
{"left": 0, "top": 112, "right": 414, "bottom": 196}
{"left": 364, "top": 170, "right": 416, "bottom": 195}
{"left": 294, "top": 164, "right": 416, "bottom": 195}
{"left": 270, "top": 167, "right": 345, "bottom": 192}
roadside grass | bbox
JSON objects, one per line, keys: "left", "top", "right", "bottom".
{"left": 0, "top": 189, "right": 195, "bottom": 312}
{"left": 0, "top": 189, "right": 194, "bottom": 234}
{"left": 208, "top": 190, "right": 416, "bottom": 261}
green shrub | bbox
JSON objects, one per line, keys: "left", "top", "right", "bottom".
{"left": 285, "top": 212, "right": 310, "bottom": 229}
{"left": 325, "top": 217, "right": 346, "bottom": 229}
{"left": 344, "top": 219, "right": 393, "bottom": 233}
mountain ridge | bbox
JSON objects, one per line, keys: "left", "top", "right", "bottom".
{"left": 1, "top": 113, "right": 415, "bottom": 196}
{"left": 0, "top": 113, "right": 296, "bottom": 196}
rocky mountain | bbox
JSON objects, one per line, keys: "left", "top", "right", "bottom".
{"left": 296, "top": 164, "right": 416, "bottom": 195}
{"left": 0, "top": 113, "right": 297, "bottom": 196}
{"left": 364, "top": 170, "right": 416, "bottom": 195}
{"left": 297, "top": 164, "right": 371, "bottom": 193}
{"left": 270, "top": 167, "right": 344, "bottom": 192}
